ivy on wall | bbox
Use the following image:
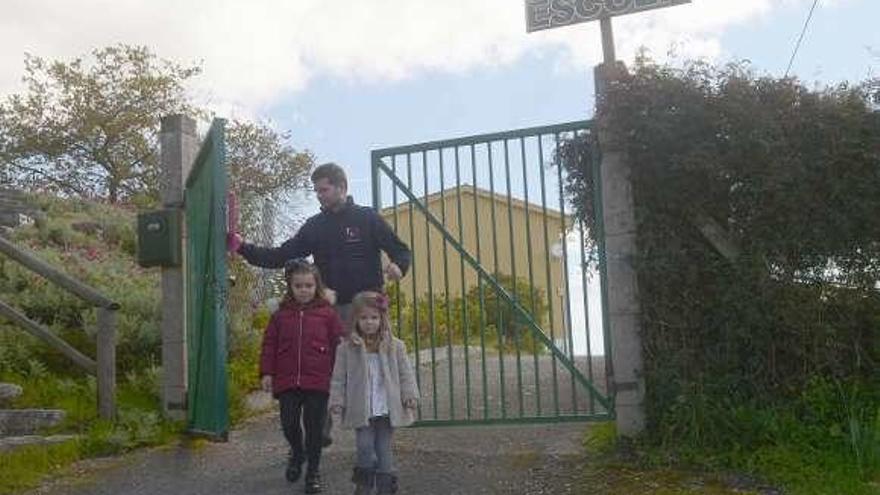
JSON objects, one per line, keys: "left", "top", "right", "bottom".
{"left": 560, "top": 58, "right": 880, "bottom": 437}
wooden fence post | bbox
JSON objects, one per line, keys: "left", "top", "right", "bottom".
{"left": 97, "top": 307, "right": 117, "bottom": 420}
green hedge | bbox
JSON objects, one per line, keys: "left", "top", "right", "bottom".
{"left": 560, "top": 58, "right": 880, "bottom": 489}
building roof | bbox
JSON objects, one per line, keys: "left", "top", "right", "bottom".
{"left": 380, "top": 184, "right": 571, "bottom": 223}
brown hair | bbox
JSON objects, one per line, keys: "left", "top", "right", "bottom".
{"left": 283, "top": 258, "right": 327, "bottom": 302}
{"left": 310, "top": 162, "right": 348, "bottom": 189}
{"left": 349, "top": 291, "right": 393, "bottom": 351}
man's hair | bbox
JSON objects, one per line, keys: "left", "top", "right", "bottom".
{"left": 311, "top": 162, "right": 347, "bottom": 189}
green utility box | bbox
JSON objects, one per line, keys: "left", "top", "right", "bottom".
{"left": 137, "top": 209, "right": 181, "bottom": 267}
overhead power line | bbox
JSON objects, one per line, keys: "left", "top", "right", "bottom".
{"left": 785, "top": 0, "right": 820, "bottom": 77}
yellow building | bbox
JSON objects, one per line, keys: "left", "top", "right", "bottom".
{"left": 381, "top": 185, "right": 572, "bottom": 341}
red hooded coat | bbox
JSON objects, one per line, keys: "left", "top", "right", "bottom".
{"left": 259, "top": 297, "right": 344, "bottom": 396}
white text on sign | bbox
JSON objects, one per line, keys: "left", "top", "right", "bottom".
{"left": 525, "top": 0, "right": 691, "bottom": 33}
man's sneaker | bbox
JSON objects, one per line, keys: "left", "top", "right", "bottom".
{"left": 285, "top": 457, "right": 304, "bottom": 483}
{"left": 304, "top": 471, "right": 323, "bottom": 494}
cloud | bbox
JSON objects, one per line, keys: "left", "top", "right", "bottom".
{"left": 0, "top": 0, "right": 813, "bottom": 114}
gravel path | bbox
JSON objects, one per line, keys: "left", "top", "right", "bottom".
{"left": 28, "top": 412, "right": 590, "bottom": 495}
{"left": 26, "top": 351, "right": 600, "bottom": 494}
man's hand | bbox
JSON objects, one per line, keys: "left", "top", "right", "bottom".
{"left": 227, "top": 232, "right": 243, "bottom": 253}
{"left": 384, "top": 262, "right": 403, "bottom": 281}
{"left": 324, "top": 288, "right": 337, "bottom": 305}
{"left": 403, "top": 398, "right": 417, "bottom": 410}
{"left": 330, "top": 405, "right": 344, "bottom": 415}
{"left": 260, "top": 375, "right": 272, "bottom": 393}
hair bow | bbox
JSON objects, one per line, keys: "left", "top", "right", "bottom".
{"left": 374, "top": 294, "right": 389, "bottom": 312}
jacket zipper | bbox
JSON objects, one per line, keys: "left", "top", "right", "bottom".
{"left": 296, "top": 310, "right": 303, "bottom": 386}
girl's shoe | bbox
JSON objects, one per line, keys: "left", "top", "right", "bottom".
{"left": 285, "top": 457, "right": 304, "bottom": 483}
{"left": 375, "top": 473, "right": 398, "bottom": 494}
{"left": 352, "top": 467, "right": 375, "bottom": 495}
{"left": 304, "top": 472, "right": 323, "bottom": 494}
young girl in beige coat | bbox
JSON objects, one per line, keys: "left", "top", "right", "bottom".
{"left": 329, "top": 291, "right": 418, "bottom": 494}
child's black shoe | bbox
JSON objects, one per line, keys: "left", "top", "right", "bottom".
{"left": 375, "top": 473, "right": 398, "bottom": 494}
{"left": 304, "top": 471, "right": 323, "bottom": 494}
{"left": 285, "top": 456, "right": 304, "bottom": 483}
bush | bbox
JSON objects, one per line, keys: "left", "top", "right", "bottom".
{"left": 560, "top": 58, "right": 880, "bottom": 490}
{"left": 0, "top": 196, "right": 162, "bottom": 375}
{"left": 388, "top": 274, "right": 550, "bottom": 355}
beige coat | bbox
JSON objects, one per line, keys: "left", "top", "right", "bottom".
{"left": 329, "top": 334, "right": 419, "bottom": 428}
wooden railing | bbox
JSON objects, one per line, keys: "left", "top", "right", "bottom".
{"left": 0, "top": 234, "right": 117, "bottom": 420}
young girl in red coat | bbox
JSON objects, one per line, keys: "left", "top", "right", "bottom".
{"left": 260, "top": 259, "right": 344, "bottom": 494}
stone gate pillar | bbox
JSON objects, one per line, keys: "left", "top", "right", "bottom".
{"left": 158, "top": 115, "right": 198, "bottom": 420}
{"left": 594, "top": 62, "right": 646, "bottom": 436}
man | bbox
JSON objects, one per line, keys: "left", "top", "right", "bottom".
{"left": 231, "top": 162, "right": 411, "bottom": 318}
{"left": 228, "top": 162, "right": 411, "bottom": 474}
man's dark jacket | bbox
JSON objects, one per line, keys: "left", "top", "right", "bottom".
{"left": 238, "top": 197, "right": 411, "bottom": 305}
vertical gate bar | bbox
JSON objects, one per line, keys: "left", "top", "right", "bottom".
{"left": 520, "top": 136, "right": 541, "bottom": 416}
{"left": 503, "top": 139, "right": 525, "bottom": 418}
{"left": 423, "top": 149, "right": 438, "bottom": 420}
{"left": 579, "top": 218, "right": 596, "bottom": 414}
{"left": 471, "top": 144, "right": 490, "bottom": 420}
{"left": 538, "top": 135, "right": 560, "bottom": 417}
{"left": 372, "top": 151, "right": 382, "bottom": 213}
{"left": 487, "top": 142, "right": 507, "bottom": 419}
{"left": 439, "top": 149, "right": 455, "bottom": 420}
{"left": 555, "top": 132, "right": 578, "bottom": 414}
{"left": 406, "top": 153, "right": 422, "bottom": 420}
{"left": 454, "top": 146, "right": 472, "bottom": 420}
{"left": 392, "top": 155, "right": 402, "bottom": 340}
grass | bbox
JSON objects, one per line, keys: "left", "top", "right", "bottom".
{"left": 0, "top": 371, "right": 181, "bottom": 494}
{"left": 0, "top": 442, "right": 80, "bottom": 494}
{"left": 735, "top": 443, "right": 878, "bottom": 495}
{"left": 0, "top": 349, "right": 264, "bottom": 494}
{"left": 0, "top": 193, "right": 267, "bottom": 494}
{"left": 580, "top": 421, "right": 880, "bottom": 495}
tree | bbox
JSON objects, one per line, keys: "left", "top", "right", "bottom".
{"left": 226, "top": 119, "right": 314, "bottom": 240}
{"left": 0, "top": 45, "right": 200, "bottom": 203}
{"left": 0, "top": 44, "right": 315, "bottom": 208}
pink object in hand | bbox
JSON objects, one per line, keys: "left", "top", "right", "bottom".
{"left": 227, "top": 192, "right": 239, "bottom": 233}
{"left": 227, "top": 232, "right": 242, "bottom": 253}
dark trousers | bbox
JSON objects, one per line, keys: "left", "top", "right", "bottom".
{"left": 279, "top": 389, "right": 329, "bottom": 473}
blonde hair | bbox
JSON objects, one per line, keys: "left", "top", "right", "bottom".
{"left": 349, "top": 291, "right": 393, "bottom": 351}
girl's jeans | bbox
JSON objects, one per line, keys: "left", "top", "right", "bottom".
{"left": 355, "top": 416, "right": 395, "bottom": 473}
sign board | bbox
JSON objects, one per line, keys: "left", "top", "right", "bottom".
{"left": 526, "top": 0, "right": 690, "bottom": 32}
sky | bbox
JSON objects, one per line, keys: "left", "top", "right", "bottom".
{"left": 2, "top": 0, "right": 878, "bottom": 355}
{"left": 2, "top": 0, "right": 877, "bottom": 204}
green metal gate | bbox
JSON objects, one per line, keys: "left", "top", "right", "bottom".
{"left": 371, "top": 120, "right": 613, "bottom": 425}
{"left": 185, "top": 118, "right": 229, "bottom": 439}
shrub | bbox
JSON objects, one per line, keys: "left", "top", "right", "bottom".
{"left": 559, "top": 58, "right": 880, "bottom": 490}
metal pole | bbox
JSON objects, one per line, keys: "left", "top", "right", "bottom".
{"left": 600, "top": 17, "right": 616, "bottom": 65}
